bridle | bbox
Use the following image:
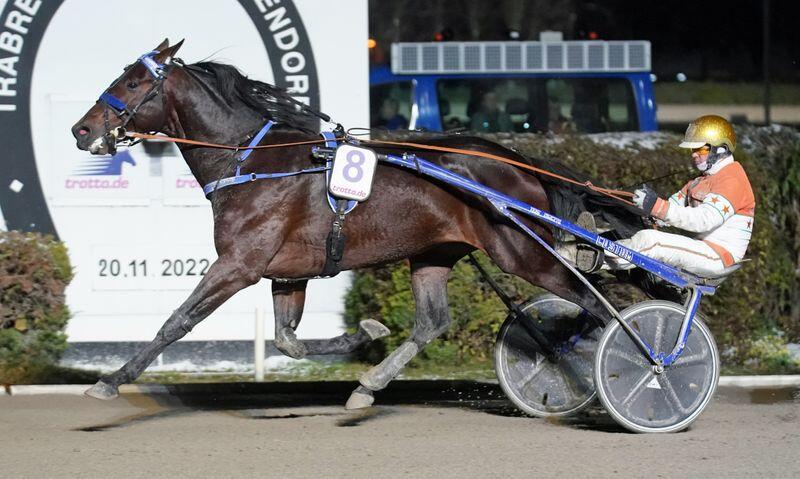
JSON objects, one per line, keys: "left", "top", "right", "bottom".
{"left": 97, "top": 50, "right": 172, "bottom": 152}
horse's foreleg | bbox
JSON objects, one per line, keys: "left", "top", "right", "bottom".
{"left": 272, "top": 280, "right": 389, "bottom": 359}
{"left": 85, "top": 258, "right": 261, "bottom": 400}
{"left": 346, "top": 261, "right": 452, "bottom": 409}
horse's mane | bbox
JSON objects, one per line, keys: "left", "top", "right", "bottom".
{"left": 182, "top": 61, "right": 320, "bottom": 133}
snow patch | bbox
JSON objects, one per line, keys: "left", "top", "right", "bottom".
{"left": 62, "top": 355, "right": 314, "bottom": 373}
{"left": 586, "top": 132, "right": 676, "bottom": 151}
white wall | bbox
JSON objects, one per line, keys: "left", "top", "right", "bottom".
{"left": 1, "top": 0, "right": 369, "bottom": 341}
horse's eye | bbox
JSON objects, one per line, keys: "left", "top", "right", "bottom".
{"left": 127, "top": 81, "right": 138, "bottom": 90}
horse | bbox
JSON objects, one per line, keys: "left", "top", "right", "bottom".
{"left": 71, "top": 39, "right": 648, "bottom": 408}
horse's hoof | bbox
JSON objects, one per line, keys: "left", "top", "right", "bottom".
{"left": 85, "top": 381, "right": 119, "bottom": 400}
{"left": 360, "top": 342, "right": 418, "bottom": 391}
{"left": 274, "top": 335, "right": 308, "bottom": 360}
{"left": 359, "top": 319, "right": 390, "bottom": 341}
{"left": 345, "top": 388, "right": 375, "bottom": 410}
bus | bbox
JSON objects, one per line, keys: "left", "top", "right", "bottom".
{"left": 370, "top": 39, "right": 656, "bottom": 133}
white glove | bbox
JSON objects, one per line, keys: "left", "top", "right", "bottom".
{"left": 630, "top": 184, "right": 659, "bottom": 216}
{"left": 632, "top": 188, "right": 647, "bottom": 209}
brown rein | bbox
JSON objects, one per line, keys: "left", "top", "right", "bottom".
{"left": 359, "top": 138, "right": 635, "bottom": 205}
{"left": 125, "top": 131, "right": 333, "bottom": 150}
{"left": 125, "top": 131, "right": 635, "bottom": 205}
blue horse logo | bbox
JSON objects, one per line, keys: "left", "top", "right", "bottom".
{"left": 75, "top": 150, "right": 136, "bottom": 175}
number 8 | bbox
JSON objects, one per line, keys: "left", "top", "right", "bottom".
{"left": 343, "top": 150, "right": 365, "bottom": 182}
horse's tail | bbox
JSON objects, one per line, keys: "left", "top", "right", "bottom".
{"left": 526, "top": 156, "right": 686, "bottom": 302}
{"left": 526, "top": 155, "right": 646, "bottom": 241}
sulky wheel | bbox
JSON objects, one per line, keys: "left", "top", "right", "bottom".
{"left": 594, "top": 300, "right": 720, "bottom": 433}
{"left": 494, "top": 293, "right": 601, "bottom": 417}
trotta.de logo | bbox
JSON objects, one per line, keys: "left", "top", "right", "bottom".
{"left": 0, "top": 0, "right": 319, "bottom": 237}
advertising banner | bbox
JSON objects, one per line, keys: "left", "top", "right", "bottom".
{"left": 0, "top": 0, "right": 369, "bottom": 341}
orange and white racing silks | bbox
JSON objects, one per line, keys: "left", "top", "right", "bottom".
{"left": 615, "top": 155, "right": 755, "bottom": 276}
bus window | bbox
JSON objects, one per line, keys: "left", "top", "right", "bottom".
{"left": 437, "top": 77, "right": 637, "bottom": 134}
{"left": 546, "top": 79, "right": 637, "bottom": 133}
{"left": 437, "top": 79, "right": 544, "bottom": 133}
{"left": 370, "top": 82, "right": 413, "bottom": 130}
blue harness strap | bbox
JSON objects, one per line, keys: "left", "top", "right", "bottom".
{"left": 138, "top": 50, "right": 167, "bottom": 79}
{"left": 199, "top": 126, "right": 363, "bottom": 212}
{"left": 322, "top": 131, "right": 358, "bottom": 214}
{"left": 98, "top": 50, "right": 167, "bottom": 113}
{"left": 99, "top": 92, "right": 128, "bottom": 112}
{"left": 202, "top": 166, "right": 329, "bottom": 197}
{"left": 238, "top": 120, "right": 274, "bottom": 163}
{"left": 203, "top": 120, "right": 329, "bottom": 197}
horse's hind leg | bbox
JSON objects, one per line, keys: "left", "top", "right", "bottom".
{"left": 346, "top": 258, "right": 454, "bottom": 410}
{"left": 482, "top": 225, "right": 608, "bottom": 319}
{"left": 85, "top": 257, "right": 261, "bottom": 400}
{"left": 272, "top": 280, "right": 390, "bottom": 359}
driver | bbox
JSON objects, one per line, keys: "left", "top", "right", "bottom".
{"left": 608, "top": 115, "right": 755, "bottom": 276}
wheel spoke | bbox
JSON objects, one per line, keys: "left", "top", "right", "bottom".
{"left": 653, "top": 313, "right": 666, "bottom": 353}
{"left": 670, "top": 350, "right": 710, "bottom": 369}
{"left": 620, "top": 370, "right": 654, "bottom": 409}
{"left": 559, "top": 355, "right": 591, "bottom": 397}
{"left": 606, "top": 347, "right": 649, "bottom": 368}
{"left": 573, "top": 337, "right": 598, "bottom": 355}
{"left": 515, "top": 359, "right": 546, "bottom": 391}
{"left": 548, "top": 369, "right": 571, "bottom": 406}
{"left": 569, "top": 349, "right": 594, "bottom": 374}
{"left": 659, "top": 374, "right": 691, "bottom": 415}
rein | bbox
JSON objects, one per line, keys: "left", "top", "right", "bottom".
{"left": 125, "top": 131, "right": 335, "bottom": 150}
{"left": 359, "top": 139, "right": 635, "bottom": 205}
{"left": 125, "top": 131, "right": 635, "bottom": 205}
{"left": 99, "top": 49, "right": 633, "bottom": 205}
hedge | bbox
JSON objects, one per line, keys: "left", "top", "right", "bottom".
{"left": 344, "top": 126, "right": 800, "bottom": 371}
{"left": 0, "top": 231, "right": 73, "bottom": 384}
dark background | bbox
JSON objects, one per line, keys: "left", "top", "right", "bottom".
{"left": 369, "top": 0, "right": 799, "bottom": 82}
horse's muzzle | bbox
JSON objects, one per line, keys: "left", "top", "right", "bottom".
{"left": 72, "top": 123, "right": 122, "bottom": 155}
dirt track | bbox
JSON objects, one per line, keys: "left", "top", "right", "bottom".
{"left": 1, "top": 381, "right": 797, "bottom": 479}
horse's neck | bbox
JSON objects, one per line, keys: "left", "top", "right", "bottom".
{"left": 163, "top": 69, "right": 266, "bottom": 186}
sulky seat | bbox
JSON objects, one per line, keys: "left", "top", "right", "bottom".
{"left": 686, "top": 262, "right": 745, "bottom": 287}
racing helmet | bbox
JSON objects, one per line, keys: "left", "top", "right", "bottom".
{"left": 678, "top": 115, "right": 736, "bottom": 152}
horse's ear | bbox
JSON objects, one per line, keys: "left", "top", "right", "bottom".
{"left": 154, "top": 38, "right": 169, "bottom": 52}
{"left": 155, "top": 39, "right": 184, "bottom": 65}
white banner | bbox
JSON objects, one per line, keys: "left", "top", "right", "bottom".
{"left": 5, "top": 0, "right": 370, "bottom": 341}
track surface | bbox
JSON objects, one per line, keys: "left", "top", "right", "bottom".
{"left": 1, "top": 380, "right": 798, "bottom": 478}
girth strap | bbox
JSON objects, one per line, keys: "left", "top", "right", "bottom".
{"left": 321, "top": 199, "right": 349, "bottom": 277}
{"left": 320, "top": 131, "right": 356, "bottom": 277}
{"left": 202, "top": 166, "right": 329, "bottom": 197}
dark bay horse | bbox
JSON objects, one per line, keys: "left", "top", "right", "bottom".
{"left": 71, "top": 40, "right": 646, "bottom": 408}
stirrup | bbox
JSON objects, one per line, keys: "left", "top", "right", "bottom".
{"left": 575, "top": 212, "right": 604, "bottom": 273}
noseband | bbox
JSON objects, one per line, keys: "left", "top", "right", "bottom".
{"left": 97, "top": 50, "right": 172, "bottom": 149}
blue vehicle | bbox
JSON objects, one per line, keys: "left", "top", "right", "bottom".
{"left": 370, "top": 40, "right": 656, "bottom": 133}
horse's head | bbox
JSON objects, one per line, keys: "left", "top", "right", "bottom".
{"left": 71, "top": 39, "right": 183, "bottom": 155}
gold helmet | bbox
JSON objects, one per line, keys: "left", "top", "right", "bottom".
{"left": 679, "top": 115, "right": 736, "bottom": 152}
